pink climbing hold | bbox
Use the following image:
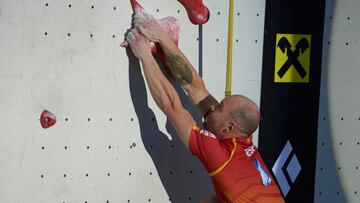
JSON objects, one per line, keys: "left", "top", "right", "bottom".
{"left": 40, "top": 110, "right": 57, "bottom": 129}
{"left": 177, "top": 0, "right": 210, "bottom": 25}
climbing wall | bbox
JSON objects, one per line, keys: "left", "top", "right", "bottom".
{"left": 0, "top": 0, "right": 267, "bottom": 202}
{"left": 315, "top": 0, "right": 360, "bottom": 202}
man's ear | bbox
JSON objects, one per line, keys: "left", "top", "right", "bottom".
{"left": 229, "top": 125, "right": 236, "bottom": 132}
{"left": 221, "top": 122, "right": 236, "bottom": 133}
{"left": 221, "top": 127, "right": 228, "bottom": 133}
{"left": 229, "top": 122, "right": 237, "bottom": 132}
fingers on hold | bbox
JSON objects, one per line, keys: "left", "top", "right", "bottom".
{"left": 134, "top": 8, "right": 153, "bottom": 22}
{"left": 133, "top": 13, "right": 144, "bottom": 21}
{"left": 137, "top": 26, "right": 147, "bottom": 36}
{"left": 139, "top": 8, "right": 150, "bottom": 17}
{"left": 126, "top": 31, "right": 135, "bottom": 42}
{"left": 134, "top": 7, "right": 141, "bottom": 14}
{"left": 135, "top": 24, "right": 146, "bottom": 35}
{"left": 133, "top": 16, "right": 147, "bottom": 27}
{"left": 132, "top": 28, "right": 140, "bottom": 36}
{"left": 133, "top": 18, "right": 142, "bottom": 27}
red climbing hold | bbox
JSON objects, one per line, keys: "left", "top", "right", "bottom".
{"left": 177, "top": 0, "right": 210, "bottom": 25}
{"left": 40, "top": 110, "right": 57, "bottom": 129}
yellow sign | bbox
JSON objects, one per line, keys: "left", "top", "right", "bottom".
{"left": 274, "top": 34, "right": 311, "bottom": 83}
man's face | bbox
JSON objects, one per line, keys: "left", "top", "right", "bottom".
{"left": 203, "top": 98, "right": 229, "bottom": 136}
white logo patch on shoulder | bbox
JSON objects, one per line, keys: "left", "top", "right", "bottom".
{"left": 200, "top": 129, "right": 217, "bottom": 139}
{"left": 245, "top": 145, "right": 256, "bottom": 157}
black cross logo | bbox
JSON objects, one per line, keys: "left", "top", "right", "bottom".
{"left": 277, "top": 37, "right": 310, "bottom": 79}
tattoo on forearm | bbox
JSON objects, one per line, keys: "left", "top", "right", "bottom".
{"left": 197, "top": 95, "right": 219, "bottom": 117}
{"left": 165, "top": 53, "right": 193, "bottom": 85}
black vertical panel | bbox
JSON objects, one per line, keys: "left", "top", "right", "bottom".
{"left": 259, "top": 0, "right": 326, "bottom": 202}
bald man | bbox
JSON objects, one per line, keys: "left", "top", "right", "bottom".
{"left": 125, "top": 9, "right": 285, "bottom": 203}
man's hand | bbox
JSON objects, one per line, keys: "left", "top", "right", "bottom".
{"left": 126, "top": 29, "right": 152, "bottom": 61}
{"left": 133, "top": 9, "right": 168, "bottom": 43}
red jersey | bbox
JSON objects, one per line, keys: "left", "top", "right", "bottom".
{"left": 189, "top": 126, "right": 285, "bottom": 203}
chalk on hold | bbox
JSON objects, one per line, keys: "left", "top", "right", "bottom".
{"left": 177, "top": 0, "right": 210, "bottom": 25}
{"left": 40, "top": 110, "right": 56, "bottom": 129}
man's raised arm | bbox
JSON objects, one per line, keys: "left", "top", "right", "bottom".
{"left": 134, "top": 10, "right": 219, "bottom": 117}
{"left": 126, "top": 28, "right": 195, "bottom": 147}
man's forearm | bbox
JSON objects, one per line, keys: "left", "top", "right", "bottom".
{"left": 159, "top": 36, "right": 198, "bottom": 86}
{"left": 158, "top": 36, "right": 219, "bottom": 117}
{"left": 159, "top": 36, "right": 210, "bottom": 102}
{"left": 140, "top": 55, "right": 178, "bottom": 112}
{"left": 164, "top": 52, "right": 193, "bottom": 86}
{"left": 139, "top": 51, "right": 196, "bottom": 147}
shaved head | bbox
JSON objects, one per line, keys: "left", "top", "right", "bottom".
{"left": 226, "top": 95, "right": 260, "bottom": 136}
{"left": 202, "top": 94, "right": 260, "bottom": 139}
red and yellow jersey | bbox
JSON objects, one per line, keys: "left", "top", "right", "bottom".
{"left": 189, "top": 126, "right": 285, "bottom": 203}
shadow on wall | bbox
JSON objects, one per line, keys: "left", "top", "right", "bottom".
{"left": 314, "top": 0, "right": 346, "bottom": 202}
{"left": 126, "top": 49, "right": 213, "bottom": 203}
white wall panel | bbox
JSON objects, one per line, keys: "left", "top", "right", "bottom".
{"left": 316, "top": 0, "right": 360, "bottom": 202}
